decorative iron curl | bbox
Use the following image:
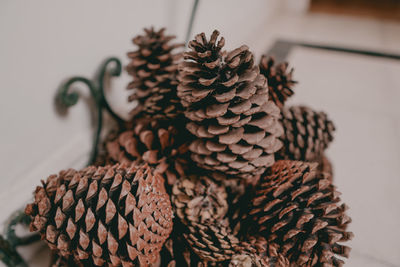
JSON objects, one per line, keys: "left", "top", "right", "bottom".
{"left": 0, "top": 235, "right": 26, "bottom": 267}
{"left": 98, "top": 57, "right": 125, "bottom": 125}
{"left": 6, "top": 211, "right": 40, "bottom": 247}
{"left": 57, "top": 57, "right": 125, "bottom": 165}
{"left": 58, "top": 77, "right": 102, "bottom": 165}
{"left": 0, "top": 211, "right": 34, "bottom": 267}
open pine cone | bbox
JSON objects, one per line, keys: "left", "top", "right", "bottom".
{"left": 259, "top": 56, "right": 296, "bottom": 109}
{"left": 172, "top": 175, "right": 228, "bottom": 225}
{"left": 172, "top": 175, "right": 240, "bottom": 263}
{"left": 250, "top": 160, "right": 353, "bottom": 266}
{"left": 127, "top": 27, "right": 184, "bottom": 120}
{"left": 178, "top": 30, "right": 283, "bottom": 179}
{"left": 279, "top": 106, "right": 335, "bottom": 162}
{"left": 104, "top": 120, "right": 190, "bottom": 187}
{"left": 25, "top": 163, "right": 173, "bottom": 266}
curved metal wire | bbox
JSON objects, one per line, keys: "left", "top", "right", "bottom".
{"left": 0, "top": 211, "right": 36, "bottom": 267}
{"left": 0, "top": 235, "right": 27, "bottom": 267}
{"left": 6, "top": 211, "right": 40, "bottom": 247}
{"left": 97, "top": 57, "right": 125, "bottom": 125}
{"left": 57, "top": 57, "right": 124, "bottom": 165}
{"left": 58, "top": 77, "right": 102, "bottom": 165}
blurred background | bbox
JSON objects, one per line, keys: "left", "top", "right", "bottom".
{"left": 0, "top": 0, "right": 399, "bottom": 266}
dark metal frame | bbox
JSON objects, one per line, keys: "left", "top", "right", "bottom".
{"left": 58, "top": 57, "right": 125, "bottom": 166}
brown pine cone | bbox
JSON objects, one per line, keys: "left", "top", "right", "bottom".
{"left": 172, "top": 175, "right": 240, "bottom": 263}
{"left": 172, "top": 175, "right": 228, "bottom": 225}
{"left": 250, "top": 160, "right": 353, "bottom": 266}
{"left": 25, "top": 163, "right": 173, "bottom": 266}
{"left": 185, "top": 219, "right": 240, "bottom": 263}
{"left": 259, "top": 56, "right": 296, "bottom": 109}
{"left": 104, "top": 120, "right": 190, "bottom": 187}
{"left": 279, "top": 106, "right": 335, "bottom": 162}
{"left": 178, "top": 30, "right": 283, "bottom": 179}
{"left": 127, "top": 27, "right": 184, "bottom": 120}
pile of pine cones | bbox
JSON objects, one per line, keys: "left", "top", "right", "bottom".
{"left": 25, "top": 28, "right": 353, "bottom": 266}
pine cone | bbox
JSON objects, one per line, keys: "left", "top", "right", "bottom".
{"left": 178, "top": 30, "right": 283, "bottom": 179}
{"left": 280, "top": 106, "right": 335, "bottom": 162}
{"left": 185, "top": 219, "right": 240, "bottom": 262}
{"left": 250, "top": 160, "right": 353, "bottom": 266}
{"left": 25, "top": 163, "right": 173, "bottom": 266}
{"left": 172, "top": 175, "right": 228, "bottom": 225}
{"left": 104, "top": 120, "right": 190, "bottom": 187}
{"left": 259, "top": 56, "right": 296, "bottom": 109}
{"left": 127, "top": 27, "right": 184, "bottom": 120}
{"left": 172, "top": 175, "right": 239, "bottom": 263}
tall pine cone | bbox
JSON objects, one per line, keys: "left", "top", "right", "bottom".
{"left": 178, "top": 30, "right": 283, "bottom": 179}
{"left": 25, "top": 163, "right": 173, "bottom": 266}
{"left": 127, "top": 27, "right": 184, "bottom": 120}
{"left": 259, "top": 56, "right": 296, "bottom": 109}
{"left": 280, "top": 106, "right": 335, "bottom": 162}
{"left": 250, "top": 160, "right": 353, "bottom": 266}
{"left": 104, "top": 120, "right": 189, "bottom": 187}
